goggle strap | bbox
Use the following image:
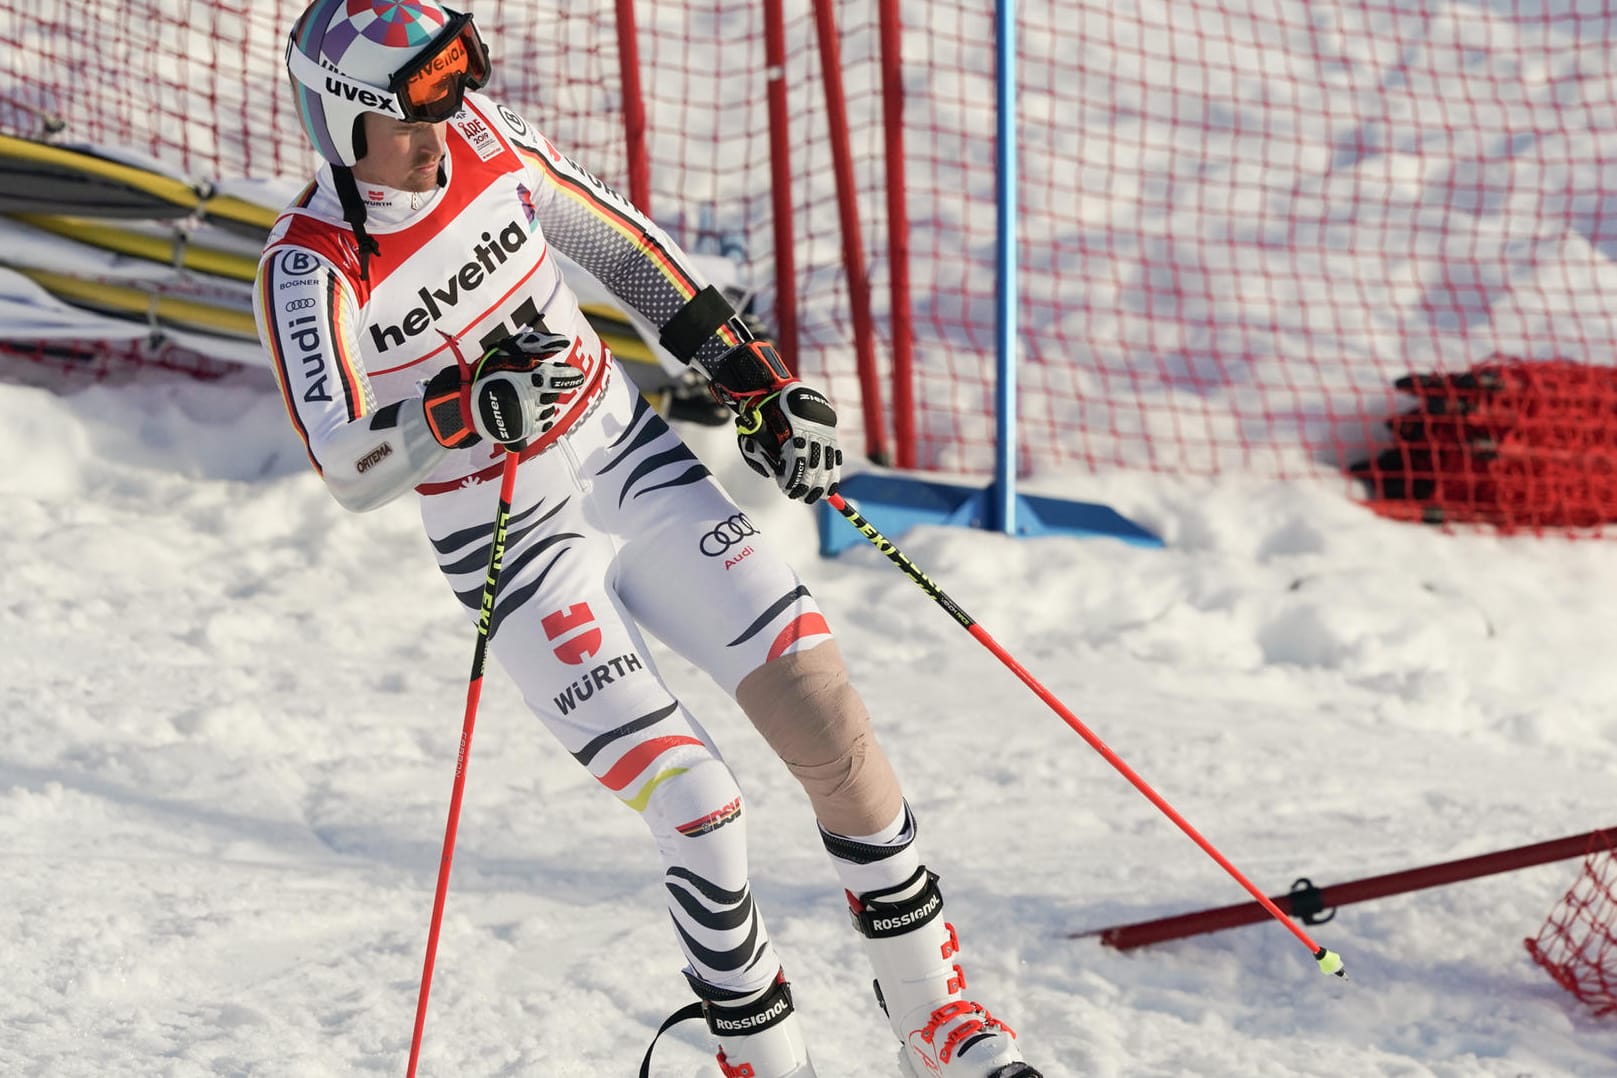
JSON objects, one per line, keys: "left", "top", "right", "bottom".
{"left": 285, "top": 39, "right": 407, "bottom": 120}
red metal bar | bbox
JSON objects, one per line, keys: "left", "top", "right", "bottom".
{"left": 877, "top": 0, "right": 915, "bottom": 468}
{"left": 812, "top": 0, "right": 890, "bottom": 464}
{"left": 612, "top": 0, "right": 650, "bottom": 214}
{"left": 1083, "top": 827, "right": 1617, "bottom": 951}
{"left": 762, "top": 0, "right": 799, "bottom": 371}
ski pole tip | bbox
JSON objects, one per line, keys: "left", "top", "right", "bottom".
{"left": 1313, "top": 946, "right": 1348, "bottom": 980}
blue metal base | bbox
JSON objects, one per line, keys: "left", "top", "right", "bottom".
{"left": 816, "top": 472, "right": 1163, "bottom": 556}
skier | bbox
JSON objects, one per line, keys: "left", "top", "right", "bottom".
{"left": 255, "top": 3, "right": 1041, "bottom": 1076}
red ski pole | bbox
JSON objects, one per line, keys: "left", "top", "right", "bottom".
{"left": 406, "top": 448, "right": 522, "bottom": 1076}
{"left": 827, "top": 492, "right": 1347, "bottom": 980}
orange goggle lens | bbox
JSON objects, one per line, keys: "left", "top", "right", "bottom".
{"left": 393, "top": 14, "right": 489, "bottom": 122}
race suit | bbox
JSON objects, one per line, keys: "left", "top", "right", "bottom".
{"left": 252, "top": 93, "right": 832, "bottom": 995}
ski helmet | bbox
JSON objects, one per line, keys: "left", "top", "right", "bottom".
{"left": 285, "top": 0, "right": 491, "bottom": 166}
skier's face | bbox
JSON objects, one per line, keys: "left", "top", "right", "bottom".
{"left": 352, "top": 114, "right": 448, "bottom": 193}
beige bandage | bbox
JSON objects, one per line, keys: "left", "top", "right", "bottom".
{"left": 735, "top": 640, "right": 904, "bottom": 836}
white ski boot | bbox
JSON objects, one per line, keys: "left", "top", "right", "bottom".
{"left": 849, "top": 867, "right": 1041, "bottom": 1078}
{"left": 701, "top": 970, "right": 816, "bottom": 1078}
{"left": 638, "top": 968, "right": 816, "bottom": 1077}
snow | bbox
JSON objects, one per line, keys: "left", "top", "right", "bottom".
{"left": 2, "top": 365, "right": 1616, "bottom": 1077}
{"left": 6, "top": 0, "right": 1617, "bottom": 1069}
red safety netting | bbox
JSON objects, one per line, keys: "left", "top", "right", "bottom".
{"left": 1525, "top": 830, "right": 1617, "bottom": 1017}
{"left": 1351, "top": 357, "right": 1617, "bottom": 531}
{"left": 5, "top": 0, "right": 1617, "bottom": 522}
{"left": 890, "top": 1, "right": 1617, "bottom": 487}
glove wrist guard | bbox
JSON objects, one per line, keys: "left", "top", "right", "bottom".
{"left": 708, "top": 340, "right": 796, "bottom": 414}
{"left": 422, "top": 365, "right": 480, "bottom": 448}
{"left": 709, "top": 338, "right": 841, "bottom": 504}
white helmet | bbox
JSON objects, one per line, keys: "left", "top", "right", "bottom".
{"left": 285, "top": 0, "right": 490, "bottom": 166}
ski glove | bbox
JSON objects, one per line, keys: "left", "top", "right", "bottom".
{"left": 709, "top": 340, "right": 842, "bottom": 504}
{"left": 423, "top": 326, "right": 585, "bottom": 449}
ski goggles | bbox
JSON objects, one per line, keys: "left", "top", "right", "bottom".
{"left": 388, "top": 9, "right": 490, "bottom": 123}
{"left": 286, "top": 7, "right": 490, "bottom": 125}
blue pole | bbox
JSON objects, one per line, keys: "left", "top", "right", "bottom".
{"left": 993, "top": 0, "right": 1017, "bottom": 534}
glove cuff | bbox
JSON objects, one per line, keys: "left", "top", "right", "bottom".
{"left": 422, "top": 365, "right": 479, "bottom": 448}
{"left": 708, "top": 340, "right": 794, "bottom": 413}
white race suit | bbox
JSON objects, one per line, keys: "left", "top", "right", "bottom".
{"left": 253, "top": 92, "right": 835, "bottom": 993}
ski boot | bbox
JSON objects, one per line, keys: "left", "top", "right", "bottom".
{"left": 848, "top": 867, "right": 1042, "bottom": 1078}
{"left": 639, "top": 968, "right": 817, "bottom": 1078}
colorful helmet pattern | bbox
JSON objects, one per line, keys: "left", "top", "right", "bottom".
{"left": 285, "top": 0, "right": 482, "bottom": 166}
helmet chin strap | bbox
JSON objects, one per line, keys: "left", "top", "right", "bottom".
{"left": 331, "top": 165, "right": 382, "bottom": 283}
{"left": 330, "top": 114, "right": 383, "bottom": 282}
{"left": 330, "top": 124, "right": 450, "bottom": 283}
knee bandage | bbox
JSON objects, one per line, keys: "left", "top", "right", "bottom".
{"left": 735, "top": 641, "right": 903, "bottom": 836}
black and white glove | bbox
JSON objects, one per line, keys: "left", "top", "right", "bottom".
{"left": 709, "top": 340, "right": 842, "bottom": 504}
{"left": 423, "top": 327, "right": 585, "bottom": 449}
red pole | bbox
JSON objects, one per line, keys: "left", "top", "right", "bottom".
{"left": 1083, "top": 827, "right": 1617, "bottom": 951}
{"left": 612, "top": 0, "right": 650, "bottom": 214}
{"left": 406, "top": 450, "right": 522, "bottom": 1077}
{"left": 762, "top": 0, "right": 799, "bottom": 372}
{"left": 812, "top": 0, "right": 890, "bottom": 464}
{"left": 877, "top": 0, "right": 915, "bottom": 468}
{"left": 828, "top": 493, "right": 1344, "bottom": 979}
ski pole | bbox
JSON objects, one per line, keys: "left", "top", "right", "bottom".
{"left": 407, "top": 447, "right": 523, "bottom": 1077}
{"left": 825, "top": 491, "right": 1347, "bottom": 980}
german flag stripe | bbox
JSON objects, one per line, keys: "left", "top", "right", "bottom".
{"left": 258, "top": 251, "right": 372, "bottom": 462}
{"left": 257, "top": 259, "right": 320, "bottom": 474}
{"left": 767, "top": 613, "right": 833, "bottom": 662}
{"left": 676, "top": 797, "right": 743, "bottom": 837}
{"left": 530, "top": 151, "right": 744, "bottom": 351}
{"left": 597, "top": 734, "right": 705, "bottom": 793}
{"left": 622, "top": 768, "right": 688, "bottom": 813}
{"left": 323, "top": 270, "right": 367, "bottom": 423}
{"left": 572, "top": 701, "right": 679, "bottom": 766}
{"left": 727, "top": 585, "right": 815, "bottom": 648}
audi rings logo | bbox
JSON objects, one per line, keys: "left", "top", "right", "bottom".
{"left": 699, "top": 513, "right": 758, "bottom": 557}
